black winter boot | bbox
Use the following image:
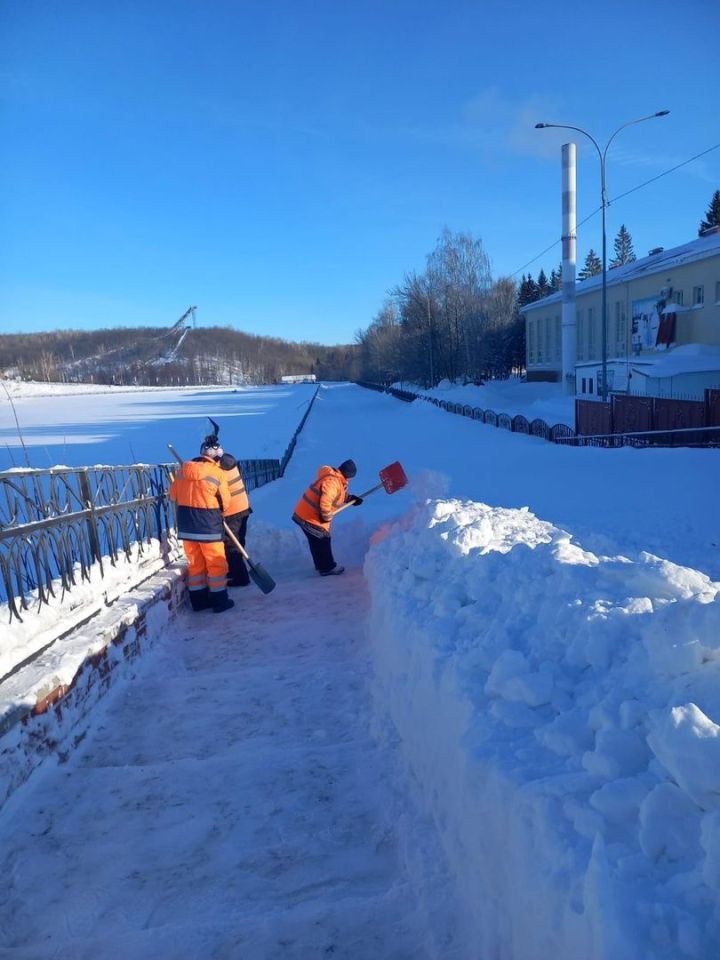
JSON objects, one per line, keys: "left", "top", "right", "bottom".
{"left": 188, "top": 587, "right": 212, "bottom": 611}
{"left": 212, "top": 589, "right": 235, "bottom": 614}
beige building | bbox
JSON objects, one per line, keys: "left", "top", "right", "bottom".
{"left": 521, "top": 230, "right": 720, "bottom": 398}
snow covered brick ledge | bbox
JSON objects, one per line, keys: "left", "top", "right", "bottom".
{"left": 366, "top": 499, "right": 720, "bottom": 960}
{"left": 0, "top": 567, "right": 186, "bottom": 811}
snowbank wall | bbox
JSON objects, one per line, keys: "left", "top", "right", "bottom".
{"left": 0, "top": 567, "right": 186, "bottom": 811}
{"left": 366, "top": 500, "right": 720, "bottom": 960}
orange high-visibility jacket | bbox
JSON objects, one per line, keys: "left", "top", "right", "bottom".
{"left": 292, "top": 465, "right": 348, "bottom": 537}
{"left": 169, "top": 456, "right": 231, "bottom": 541}
{"left": 219, "top": 454, "right": 251, "bottom": 518}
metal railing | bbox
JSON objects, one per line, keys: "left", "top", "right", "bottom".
{"left": 0, "top": 463, "right": 176, "bottom": 623}
{"left": 0, "top": 456, "right": 295, "bottom": 624}
{"left": 0, "top": 389, "right": 322, "bottom": 626}
{"left": 279, "top": 386, "right": 320, "bottom": 474}
{"left": 553, "top": 424, "right": 720, "bottom": 448}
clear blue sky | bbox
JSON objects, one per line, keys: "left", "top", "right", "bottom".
{"left": 2, "top": 0, "right": 718, "bottom": 345}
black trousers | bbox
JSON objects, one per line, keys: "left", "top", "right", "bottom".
{"left": 301, "top": 528, "right": 337, "bottom": 574}
{"left": 223, "top": 513, "right": 250, "bottom": 585}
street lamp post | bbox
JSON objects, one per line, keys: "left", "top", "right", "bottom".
{"left": 535, "top": 111, "right": 669, "bottom": 401}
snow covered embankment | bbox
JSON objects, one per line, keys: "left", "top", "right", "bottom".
{"left": 366, "top": 500, "right": 720, "bottom": 960}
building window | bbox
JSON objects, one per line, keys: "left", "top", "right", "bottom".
{"left": 675, "top": 289, "right": 683, "bottom": 305}
{"left": 588, "top": 377, "right": 594, "bottom": 395}
{"left": 715, "top": 281, "right": 720, "bottom": 304}
{"left": 554, "top": 316, "right": 561, "bottom": 361}
{"left": 581, "top": 377, "right": 586, "bottom": 393}
{"left": 544, "top": 317, "right": 551, "bottom": 365}
{"left": 537, "top": 319, "right": 544, "bottom": 363}
{"left": 614, "top": 301, "right": 626, "bottom": 358}
{"left": 587, "top": 307, "right": 595, "bottom": 359}
{"left": 529, "top": 320, "right": 537, "bottom": 364}
{"left": 693, "top": 285, "right": 704, "bottom": 306}
{"left": 577, "top": 309, "right": 584, "bottom": 360}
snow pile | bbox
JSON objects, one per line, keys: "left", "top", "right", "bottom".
{"left": 366, "top": 498, "right": 720, "bottom": 959}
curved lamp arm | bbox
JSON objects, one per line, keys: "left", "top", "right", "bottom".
{"left": 603, "top": 111, "right": 670, "bottom": 166}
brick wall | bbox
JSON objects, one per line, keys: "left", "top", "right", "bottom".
{"left": 0, "top": 567, "right": 186, "bottom": 811}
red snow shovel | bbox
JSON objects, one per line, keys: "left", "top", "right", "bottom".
{"left": 334, "top": 460, "right": 408, "bottom": 515}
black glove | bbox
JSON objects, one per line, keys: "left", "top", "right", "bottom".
{"left": 348, "top": 495, "right": 363, "bottom": 507}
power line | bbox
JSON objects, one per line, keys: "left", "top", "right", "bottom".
{"left": 509, "top": 142, "right": 720, "bottom": 279}
{"left": 612, "top": 142, "right": 720, "bottom": 204}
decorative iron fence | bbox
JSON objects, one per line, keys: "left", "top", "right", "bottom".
{"left": 0, "top": 464, "right": 175, "bottom": 623}
{"left": 355, "top": 382, "right": 720, "bottom": 449}
{"left": 355, "top": 382, "right": 575, "bottom": 445}
{"left": 279, "top": 386, "right": 320, "bottom": 474}
{"left": 355, "top": 381, "right": 417, "bottom": 403}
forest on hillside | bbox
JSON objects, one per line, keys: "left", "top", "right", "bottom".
{"left": 0, "top": 325, "right": 360, "bottom": 386}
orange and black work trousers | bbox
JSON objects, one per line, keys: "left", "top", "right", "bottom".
{"left": 182, "top": 540, "right": 228, "bottom": 595}
{"left": 223, "top": 514, "right": 250, "bottom": 586}
{"left": 301, "top": 528, "right": 338, "bottom": 574}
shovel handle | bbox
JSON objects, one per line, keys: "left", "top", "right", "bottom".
{"left": 332, "top": 481, "right": 384, "bottom": 516}
{"left": 223, "top": 521, "right": 250, "bottom": 561}
{"left": 357, "top": 481, "right": 385, "bottom": 499}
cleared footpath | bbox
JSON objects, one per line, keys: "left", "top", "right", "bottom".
{"left": 0, "top": 561, "right": 451, "bottom": 959}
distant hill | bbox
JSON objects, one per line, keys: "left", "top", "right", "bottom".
{"left": 0, "top": 321, "right": 359, "bottom": 386}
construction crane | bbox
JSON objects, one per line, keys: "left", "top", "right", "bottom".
{"left": 170, "top": 306, "right": 197, "bottom": 332}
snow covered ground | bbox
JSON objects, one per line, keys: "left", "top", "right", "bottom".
{"left": 395, "top": 377, "right": 576, "bottom": 428}
{"left": 0, "top": 566, "right": 455, "bottom": 960}
{"left": 1, "top": 379, "right": 719, "bottom": 958}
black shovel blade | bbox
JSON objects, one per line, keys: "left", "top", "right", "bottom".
{"left": 248, "top": 560, "right": 276, "bottom": 594}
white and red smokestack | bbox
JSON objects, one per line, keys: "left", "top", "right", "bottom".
{"left": 561, "top": 142, "right": 577, "bottom": 393}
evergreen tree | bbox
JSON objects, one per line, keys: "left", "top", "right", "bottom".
{"left": 699, "top": 189, "right": 720, "bottom": 235}
{"left": 537, "top": 269, "right": 550, "bottom": 298}
{"left": 578, "top": 249, "right": 602, "bottom": 280}
{"left": 549, "top": 263, "right": 562, "bottom": 292}
{"left": 517, "top": 273, "right": 540, "bottom": 306}
{"left": 610, "top": 224, "right": 636, "bottom": 267}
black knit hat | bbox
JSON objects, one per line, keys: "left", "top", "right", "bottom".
{"left": 338, "top": 459, "right": 357, "bottom": 478}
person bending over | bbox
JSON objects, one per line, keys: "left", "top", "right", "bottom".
{"left": 291, "top": 459, "right": 362, "bottom": 576}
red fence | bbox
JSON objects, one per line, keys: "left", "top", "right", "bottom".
{"left": 576, "top": 389, "right": 720, "bottom": 445}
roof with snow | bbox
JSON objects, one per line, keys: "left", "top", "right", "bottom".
{"left": 575, "top": 344, "right": 720, "bottom": 377}
{"left": 521, "top": 230, "right": 720, "bottom": 313}
{"left": 630, "top": 344, "right": 720, "bottom": 378}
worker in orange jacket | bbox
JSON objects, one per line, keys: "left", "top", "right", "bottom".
{"left": 169, "top": 437, "right": 235, "bottom": 613}
{"left": 292, "top": 459, "right": 362, "bottom": 576}
{"left": 218, "top": 452, "right": 252, "bottom": 587}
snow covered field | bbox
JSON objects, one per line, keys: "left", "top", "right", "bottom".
{"left": 1, "top": 380, "right": 719, "bottom": 958}
{"left": 0, "top": 381, "right": 318, "bottom": 469}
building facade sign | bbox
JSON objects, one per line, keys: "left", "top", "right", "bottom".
{"left": 631, "top": 296, "right": 662, "bottom": 353}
